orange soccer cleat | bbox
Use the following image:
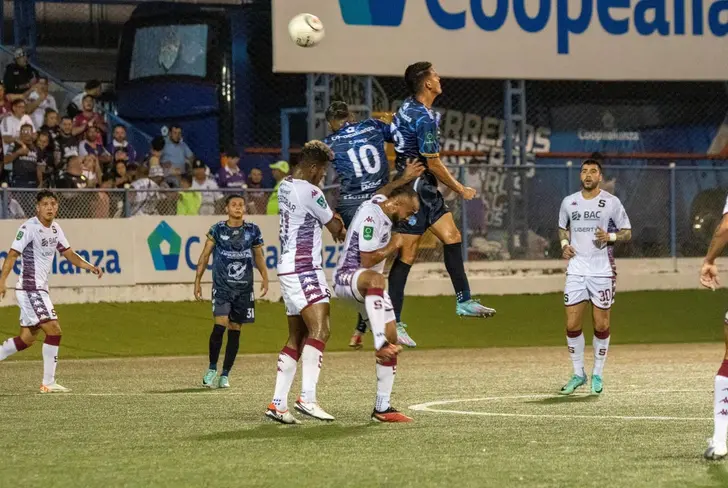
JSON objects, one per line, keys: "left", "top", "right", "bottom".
{"left": 371, "top": 407, "right": 413, "bottom": 423}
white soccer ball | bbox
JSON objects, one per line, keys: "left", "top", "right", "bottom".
{"left": 288, "top": 13, "right": 325, "bottom": 48}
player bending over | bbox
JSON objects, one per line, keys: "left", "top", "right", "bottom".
{"left": 194, "top": 194, "right": 268, "bottom": 389}
{"left": 558, "top": 159, "right": 631, "bottom": 396}
{"left": 266, "top": 140, "right": 346, "bottom": 425}
{"left": 388, "top": 61, "right": 496, "bottom": 347}
{"left": 333, "top": 186, "right": 420, "bottom": 422}
{"left": 323, "top": 100, "right": 424, "bottom": 349}
{"left": 698, "top": 193, "right": 728, "bottom": 459}
{"left": 0, "top": 190, "right": 103, "bottom": 392}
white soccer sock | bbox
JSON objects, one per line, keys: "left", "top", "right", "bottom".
{"left": 300, "top": 339, "right": 325, "bottom": 404}
{"left": 713, "top": 369, "right": 728, "bottom": 448}
{"left": 375, "top": 358, "right": 397, "bottom": 412}
{"left": 0, "top": 337, "right": 22, "bottom": 361}
{"left": 272, "top": 347, "right": 299, "bottom": 412}
{"left": 365, "top": 288, "right": 387, "bottom": 350}
{"left": 566, "top": 331, "right": 585, "bottom": 376}
{"left": 42, "top": 336, "right": 61, "bottom": 386}
{"left": 592, "top": 329, "right": 611, "bottom": 376}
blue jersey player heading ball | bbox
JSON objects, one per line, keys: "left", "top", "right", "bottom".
{"left": 194, "top": 194, "right": 269, "bottom": 389}
{"left": 388, "top": 62, "right": 496, "bottom": 337}
{"left": 323, "top": 101, "right": 424, "bottom": 349}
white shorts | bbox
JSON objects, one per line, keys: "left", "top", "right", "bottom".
{"left": 278, "top": 269, "right": 331, "bottom": 316}
{"left": 564, "top": 275, "right": 616, "bottom": 309}
{"left": 16, "top": 290, "right": 58, "bottom": 327}
{"left": 333, "top": 269, "right": 396, "bottom": 325}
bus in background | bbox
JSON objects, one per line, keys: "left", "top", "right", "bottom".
{"left": 115, "top": 2, "right": 305, "bottom": 173}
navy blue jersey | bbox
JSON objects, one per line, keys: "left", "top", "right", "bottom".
{"left": 206, "top": 221, "right": 263, "bottom": 293}
{"left": 323, "top": 119, "right": 393, "bottom": 208}
{"left": 392, "top": 97, "right": 441, "bottom": 172}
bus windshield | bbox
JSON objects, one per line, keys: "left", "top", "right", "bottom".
{"left": 129, "top": 24, "right": 209, "bottom": 80}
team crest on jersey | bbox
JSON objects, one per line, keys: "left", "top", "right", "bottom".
{"left": 363, "top": 226, "right": 374, "bottom": 241}
{"left": 571, "top": 212, "right": 581, "bottom": 221}
{"left": 15, "top": 231, "right": 23, "bottom": 240}
{"left": 316, "top": 196, "right": 327, "bottom": 209}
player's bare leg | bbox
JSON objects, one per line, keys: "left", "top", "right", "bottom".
{"left": 203, "top": 316, "right": 229, "bottom": 388}
{"left": 591, "top": 306, "right": 611, "bottom": 395}
{"left": 388, "top": 233, "right": 420, "bottom": 347}
{"left": 560, "top": 302, "right": 588, "bottom": 395}
{"left": 293, "top": 303, "right": 334, "bottom": 421}
{"left": 217, "top": 321, "right": 242, "bottom": 389}
{"left": 430, "top": 213, "right": 496, "bottom": 318}
{"left": 266, "top": 316, "right": 308, "bottom": 425}
{"left": 38, "top": 320, "right": 68, "bottom": 393}
{"left": 706, "top": 320, "right": 728, "bottom": 460}
{"left": 0, "top": 325, "right": 39, "bottom": 361}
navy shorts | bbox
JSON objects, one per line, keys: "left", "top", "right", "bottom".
{"left": 212, "top": 288, "right": 255, "bottom": 324}
{"left": 394, "top": 172, "right": 449, "bottom": 235}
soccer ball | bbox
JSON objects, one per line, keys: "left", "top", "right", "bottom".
{"left": 288, "top": 13, "right": 325, "bottom": 48}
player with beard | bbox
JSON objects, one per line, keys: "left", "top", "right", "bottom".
{"left": 558, "top": 159, "right": 631, "bottom": 396}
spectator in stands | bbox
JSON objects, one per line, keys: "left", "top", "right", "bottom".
{"left": 144, "top": 135, "right": 164, "bottom": 167}
{"left": 5, "top": 123, "right": 39, "bottom": 190}
{"left": 1, "top": 99, "right": 34, "bottom": 148}
{"left": 0, "top": 83, "right": 11, "bottom": 120}
{"left": 246, "top": 167, "right": 266, "bottom": 214}
{"left": 36, "top": 131, "right": 56, "bottom": 188}
{"left": 79, "top": 126, "right": 111, "bottom": 166}
{"left": 217, "top": 148, "right": 246, "bottom": 189}
{"left": 68, "top": 79, "right": 102, "bottom": 118}
{"left": 81, "top": 155, "right": 102, "bottom": 188}
{"left": 113, "top": 158, "right": 132, "bottom": 189}
{"left": 26, "top": 77, "right": 57, "bottom": 130}
{"left": 129, "top": 165, "right": 162, "bottom": 216}
{"left": 191, "top": 159, "right": 222, "bottom": 215}
{"left": 72, "top": 95, "right": 106, "bottom": 140}
{"left": 57, "top": 115, "right": 79, "bottom": 166}
{"left": 3, "top": 48, "right": 38, "bottom": 95}
{"left": 106, "top": 125, "right": 137, "bottom": 163}
{"left": 162, "top": 125, "right": 194, "bottom": 180}
{"left": 177, "top": 173, "right": 202, "bottom": 215}
{"left": 266, "top": 160, "right": 289, "bottom": 215}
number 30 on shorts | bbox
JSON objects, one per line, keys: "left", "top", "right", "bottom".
{"left": 598, "top": 289, "right": 612, "bottom": 303}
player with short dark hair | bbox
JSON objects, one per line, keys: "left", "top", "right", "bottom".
{"left": 388, "top": 61, "right": 496, "bottom": 341}
{"left": 558, "top": 160, "right": 631, "bottom": 396}
{"left": 266, "top": 140, "right": 346, "bottom": 425}
{"left": 194, "top": 194, "right": 268, "bottom": 389}
{"left": 0, "top": 190, "right": 104, "bottom": 392}
{"left": 323, "top": 100, "right": 424, "bottom": 349}
{"left": 698, "top": 192, "right": 728, "bottom": 459}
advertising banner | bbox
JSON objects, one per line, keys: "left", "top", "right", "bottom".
{"left": 273, "top": 0, "right": 728, "bottom": 80}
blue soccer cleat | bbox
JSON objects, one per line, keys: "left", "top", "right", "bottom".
{"left": 396, "top": 322, "right": 417, "bottom": 348}
{"left": 591, "top": 375, "right": 603, "bottom": 395}
{"left": 456, "top": 299, "right": 496, "bottom": 318}
{"left": 559, "top": 373, "right": 588, "bottom": 395}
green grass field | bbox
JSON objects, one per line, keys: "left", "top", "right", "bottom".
{"left": 1, "top": 291, "right": 728, "bottom": 487}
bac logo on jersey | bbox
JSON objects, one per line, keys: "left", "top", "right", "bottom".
{"left": 316, "top": 196, "right": 327, "bottom": 209}
{"left": 15, "top": 230, "right": 23, "bottom": 240}
{"left": 339, "top": 0, "right": 406, "bottom": 27}
{"left": 148, "top": 221, "right": 182, "bottom": 271}
{"left": 363, "top": 226, "right": 374, "bottom": 241}
{"left": 584, "top": 211, "right": 601, "bottom": 220}
{"left": 571, "top": 212, "right": 580, "bottom": 221}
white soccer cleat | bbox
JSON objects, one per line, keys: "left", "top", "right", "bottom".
{"left": 294, "top": 398, "right": 335, "bottom": 421}
{"left": 265, "top": 403, "right": 300, "bottom": 425}
{"left": 705, "top": 438, "right": 728, "bottom": 460}
{"left": 39, "top": 383, "right": 71, "bottom": 394}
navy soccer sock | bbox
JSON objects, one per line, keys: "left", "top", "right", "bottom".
{"left": 443, "top": 243, "right": 471, "bottom": 303}
{"left": 388, "top": 258, "right": 411, "bottom": 323}
{"left": 222, "top": 329, "right": 241, "bottom": 376}
{"left": 208, "top": 324, "right": 225, "bottom": 370}
{"left": 355, "top": 314, "right": 367, "bottom": 334}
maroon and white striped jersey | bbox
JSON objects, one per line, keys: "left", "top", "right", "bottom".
{"left": 276, "top": 177, "right": 334, "bottom": 275}
{"left": 10, "top": 217, "right": 70, "bottom": 291}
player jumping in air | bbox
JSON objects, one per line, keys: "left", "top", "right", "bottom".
{"left": 698, "top": 193, "right": 728, "bottom": 460}
{"left": 266, "top": 140, "right": 346, "bottom": 425}
{"left": 333, "top": 186, "right": 420, "bottom": 422}
{"left": 194, "top": 194, "right": 268, "bottom": 389}
{"left": 323, "top": 100, "right": 424, "bottom": 349}
{"left": 388, "top": 61, "right": 496, "bottom": 345}
{"left": 0, "top": 190, "right": 104, "bottom": 392}
{"left": 558, "top": 159, "right": 631, "bottom": 396}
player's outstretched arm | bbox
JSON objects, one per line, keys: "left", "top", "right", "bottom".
{"left": 252, "top": 245, "right": 268, "bottom": 297}
{"left": 701, "top": 214, "right": 728, "bottom": 290}
{"left": 378, "top": 159, "right": 425, "bottom": 197}
{"left": 194, "top": 238, "right": 215, "bottom": 301}
{"left": 0, "top": 249, "right": 20, "bottom": 300}
{"left": 61, "top": 248, "right": 104, "bottom": 279}
{"left": 426, "top": 157, "right": 476, "bottom": 200}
